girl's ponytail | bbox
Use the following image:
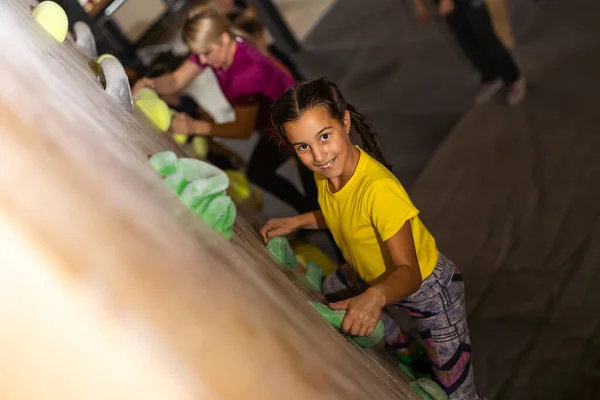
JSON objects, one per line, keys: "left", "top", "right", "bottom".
{"left": 346, "top": 103, "right": 392, "bottom": 170}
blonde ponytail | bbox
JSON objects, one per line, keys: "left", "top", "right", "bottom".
{"left": 182, "top": 6, "right": 251, "bottom": 50}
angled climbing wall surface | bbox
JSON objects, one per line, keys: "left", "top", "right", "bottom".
{"left": 0, "top": 0, "right": 417, "bottom": 398}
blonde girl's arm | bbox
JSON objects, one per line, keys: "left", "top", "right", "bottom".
{"left": 205, "top": 105, "right": 260, "bottom": 139}
{"left": 157, "top": 60, "right": 203, "bottom": 95}
{"left": 134, "top": 60, "right": 203, "bottom": 96}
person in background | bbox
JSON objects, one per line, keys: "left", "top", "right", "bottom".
{"left": 213, "top": 0, "right": 305, "bottom": 81}
{"left": 133, "top": 6, "right": 317, "bottom": 214}
{"left": 415, "top": 0, "right": 526, "bottom": 106}
{"left": 231, "top": 16, "right": 296, "bottom": 79}
{"left": 140, "top": 63, "right": 244, "bottom": 171}
{"left": 261, "top": 78, "right": 486, "bottom": 400}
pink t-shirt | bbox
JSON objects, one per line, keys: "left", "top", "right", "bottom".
{"left": 188, "top": 37, "right": 295, "bottom": 137}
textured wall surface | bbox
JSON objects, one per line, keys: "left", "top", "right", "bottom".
{"left": 0, "top": 1, "right": 418, "bottom": 398}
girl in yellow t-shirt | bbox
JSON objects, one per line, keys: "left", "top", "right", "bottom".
{"left": 260, "top": 78, "right": 485, "bottom": 400}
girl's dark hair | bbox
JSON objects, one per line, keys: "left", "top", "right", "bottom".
{"left": 271, "top": 78, "right": 391, "bottom": 170}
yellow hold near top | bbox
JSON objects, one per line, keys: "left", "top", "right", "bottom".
{"left": 32, "top": 1, "right": 69, "bottom": 43}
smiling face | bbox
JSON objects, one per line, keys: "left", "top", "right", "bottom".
{"left": 283, "top": 106, "right": 357, "bottom": 183}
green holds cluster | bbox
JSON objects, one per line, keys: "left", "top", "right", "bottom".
{"left": 267, "top": 236, "right": 297, "bottom": 270}
{"left": 267, "top": 238, "right": 382, "bottom": 348}
{"left": 309, "top": 301, "right": 385, "bottom": 348}
{"left": 391, "top": 345, "right": 447, "bottom": 399}
{"left": 396, "top": 353, "right": 448, "bottom": 400}
{"left": 150, "top": 151, "right": 236, "bottom": 239}
{"left": 265, "top": 237, "right": 445, "bottom": 398}
{"left": 409, "top": 379, "right": 449, "bottom": 400}
{"left": 304, "top": 261, "right": 324, "bottom": 292}
{"left": 266, "top": 237, "right": 326, "bottom": 294}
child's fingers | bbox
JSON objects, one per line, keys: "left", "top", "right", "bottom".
{"left": 329, "top": 298, "right": 350, "bottom": 310}
{"left": 260, "top": 230, "right": 269, "bottom": 243}
{"left": 341, "top": 316, "right": 352, "bottom": 334}
{"left": 358, "top": 324, "right": 370, "bottom": 338}
{"left": 260, "top": 220, "right": 280, "bottom": 243}
{"left": 264, "top": 228, "right": 277, "bottom": 242}
{"left": 348, "top": 319, "right": 363, "bottom": 336}
{"left": 363, "top": 322, "right": 376, "bottom": 337}
{"left": 341, "top": 310, "right": 358, "bottom": 334}
{"left": 269, "top": 227, "right": 290, "bottom": 240}
{"left": 259, "top": 224, "right": 272, "bottom": 243}
{"left": 343, "top": 312, "right": 377, "bottom": 337}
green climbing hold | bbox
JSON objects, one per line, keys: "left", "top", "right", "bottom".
{"left": 176, "top": 157, "right": 227, "bottom": 186}
{"left": 309, "top": 301, "right": 384, "bottom": 348}
{"left": 394, "top": 341, "right": 428, "bottom": 366}
{"left": 398, "top": 361, "right": 416, "bottom": 380}
{"left": 150, "top": 151, "right": 178, "bottom": 177}
{"left": 412, "top": 378, "right": 449, "bottom": 400}
{"left": 193, "top": 194, "right": 236, "bottom": 239}
{"left": 180, "top": 180, "right": 227, "bottom": 209}
{"left": 163, "top": 172, "right": 188, "bottom": 195}
{"left": 149, "top": 152, "right": 236, "bottom": 239}
{"left": 410, "top": 381, "right": 434, "bottom": 400}
{"left": 304, "top": 261, "right": 324, "bottom": 291}
{"left": 267, "top": 236, "right": 296, "bottom": 270}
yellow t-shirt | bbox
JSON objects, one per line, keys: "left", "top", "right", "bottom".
{"left": 316, "top": 147, "right": 439, "bottom": 283}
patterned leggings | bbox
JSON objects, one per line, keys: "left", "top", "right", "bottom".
{"left": 322, "top": 254, "right": 483, "bottom": 400}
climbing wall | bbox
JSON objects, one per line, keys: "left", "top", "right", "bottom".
{"left": 0, "top": 1, "right": 418, "bottom": 398}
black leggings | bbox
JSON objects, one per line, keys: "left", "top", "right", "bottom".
{"left": 444, "top": 2, "right": 521, "bottom": 85}
{"left": 246, "top": 134, "right": 317, "bottom": 214}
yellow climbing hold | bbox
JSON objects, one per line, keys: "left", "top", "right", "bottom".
{"left": 32, "top": 1, "right": 69, "bottom": 43}
{"left": 225, "top": 170, "right": 251, "bottom": 203}
{"left": 292, "top": 241, "right": 338, "bottom": 277}
{"left": 134, "top": 88, "right": 171, "bottom": 132}
{"left": 250, "top": 186, "right": 263, "bottom": 212}
{"left": 191, "top": 136, "right": 209, "bottom": 158}
{"left": 97, "top": 53, "right": 117, "bottom": 64}
{"left": 173, "top": 134, "right": 187, "bottom": 144}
